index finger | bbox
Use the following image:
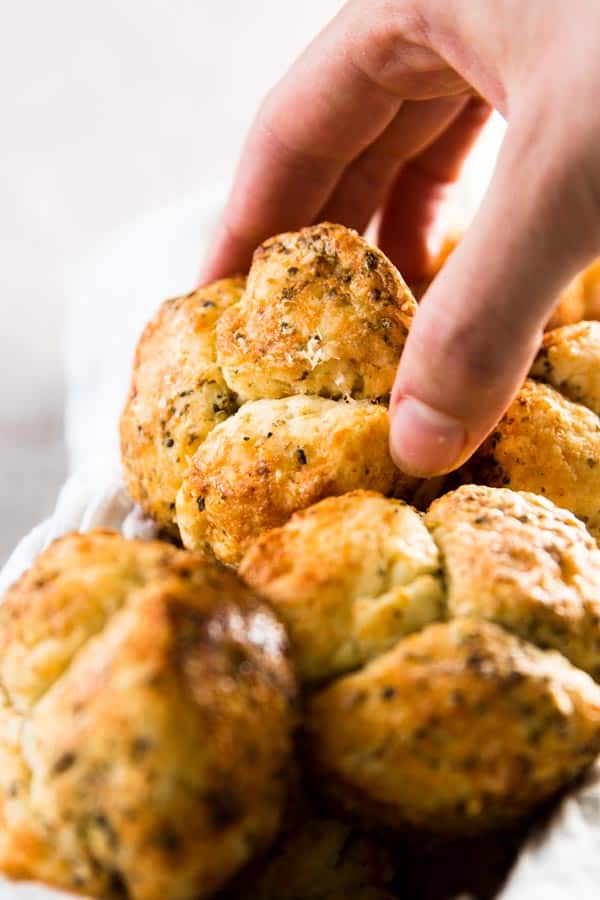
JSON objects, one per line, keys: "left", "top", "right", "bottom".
{"left": 199, "top": 3, "right": 459, "bottom": 282}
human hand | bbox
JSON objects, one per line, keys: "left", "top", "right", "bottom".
{"left": 201, "top": 0, "right": 600, "bottom": 476}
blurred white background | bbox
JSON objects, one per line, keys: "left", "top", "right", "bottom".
{"left": 0, "top": 0, "right": 343, "bottom": 562}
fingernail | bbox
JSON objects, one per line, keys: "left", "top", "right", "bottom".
{"left": 390, "top": 396, "right": 467, "bottom": 477}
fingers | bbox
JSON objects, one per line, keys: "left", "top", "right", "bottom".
{"left": 199, "top": 2, "right": 460, "bottom": 283}
{"left": 317, "top": 94, "right": 470, "bottom": 235}
{"left": 390, "top": 111, "right": 600, "bottom": 476}
{"left": 378, "top": 97, "right": 492, "bottom": 282}
{"left": 199, "top": 7, "right": 400, "bottom": 282}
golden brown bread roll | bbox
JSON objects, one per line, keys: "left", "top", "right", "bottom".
{"left": 121, "top": 223, "right": 418, "bottom": 561}
{"left": 0, "top": 531, "right": 296, "bottom": 900}
{"left": 530, "top": 320, "right": 600, "bottom": 415}
{"left": 425, "top": 484, "right": 600, "bottom": 679}
{"left": 216, "top": 223, "right": 416, "bottom": 403}
{"left": 178, "top": 397, "right": 414, "bottom": 566}
{"left": 455, "top": 321, "right": 600, "bottom": 542}
{"left": 307, "top": 618, "right": 600, "bottom": 836}
{"left": 545, "top": 273, "right": 586, "bottom": 330}
{"left": 459, "top": 378, "right": 600, "bottom": 541}
{"left": 240, "top": 491, "right": 443, "bottom": 683}
{"left": 120, "top": 278, "right": 244, "bottom": 532}
{"left": 582, "top": 257, "right": 600, "bottom": 320}
{"left": 241, "top": 486, "right": 600, "bottom": 834}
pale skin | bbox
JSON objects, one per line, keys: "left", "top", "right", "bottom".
{"left": 201, "top": 0, "right": 600, "bottom": 477}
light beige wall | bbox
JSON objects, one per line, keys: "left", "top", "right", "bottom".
{"left": 0, "top": 0, "right": 342, "bottom": 560}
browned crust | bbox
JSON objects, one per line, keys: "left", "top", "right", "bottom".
{"left": 0, "top": 531, "right": 296, "bottom": 900}
{"left": 216, "top": 223, "right": 416, "bottom": 402}
{"left": 306, "top": 618, "right": 600, "bottom": 835}
{"left": 120, "top": 278, "right": 245, "bottom": 531}
{"left": 177, "top": 397, "right": 412, "bottom": 566}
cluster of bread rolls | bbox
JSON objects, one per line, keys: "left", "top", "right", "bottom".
{"left": 2, "top": 223, "right": 600, "bottom": 899}
{"left": 243, "top": 486, "right": 600, "bottom": 835}
{"left": 120, "top": 224, "right": 417, "bottom": 565}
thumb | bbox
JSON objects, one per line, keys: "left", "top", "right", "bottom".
{"left": 390, "top": 108, "right": 600, "bottom": 476}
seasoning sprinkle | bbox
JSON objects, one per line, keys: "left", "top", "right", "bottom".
{"left": 365, "top": 250, "right": 379, "bottom": 270}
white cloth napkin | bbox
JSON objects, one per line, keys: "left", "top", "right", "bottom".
{"left": 0, "top": 457, "right": 152, "bottom": 599}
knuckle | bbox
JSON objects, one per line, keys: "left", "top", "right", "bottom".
{"left": 344, "top": 0, "right": 428, "bottom": 87}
